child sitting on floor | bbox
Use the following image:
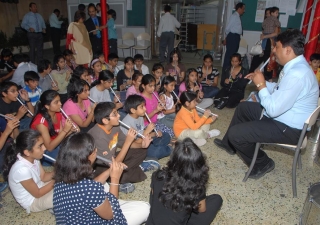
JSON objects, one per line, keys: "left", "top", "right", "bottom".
{"left": 134, "top": 54, "right": 149, "bottom": 75}
{"left": 173, "top": 91, "right": 219, "bottom": 147}
{"left": 23, "top": 71, "right": 42, "bottom": 106}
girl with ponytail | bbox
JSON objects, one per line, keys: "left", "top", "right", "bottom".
{"left": 3, "top": 130, "right": 54, "bottom": 214}
{"left": 30, "top": 90, "right": 78, "bottom": 166}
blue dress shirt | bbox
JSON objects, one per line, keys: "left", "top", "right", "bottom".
{"left": 259, "top": 55, "right": 319, "bottom": 130}
{"left": 49, "top": 13, "right": 63, "bottom": 29}
{"left": 225, "top": 12, "right": 242, "bottom": 36}
{"left": 21, "top": 12, "right": 46, "bottom": 32}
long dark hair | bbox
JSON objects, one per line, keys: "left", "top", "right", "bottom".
{"left": 67, "top": 79, "right": 89, "bottom": 103}
{"left": 157, "top": 138, "right": 209, "bottom": 213}
{"left": 54, "top": 133, "right": 96, "bottom": 184}
{"left": 52, "top": 54, "right": 64, "bottom": 70}
{"left": 31, "top": 90, "right": 60, "bottom": 137}
{"left": 3, "top": 130, "right": 41, "bottom": 181}
{"left": 184, "top": 68, "right": 198, "bottom": 91}
{"left": 175, "top": 91, "right": 197, "bottom": 113}
{"left": 159, "top": 75, "right": 175, "bottom": 95}
{"left": 91, "top": 70, "right": 114, "bottom": 88}
{"left": 139, "top": 74, "right": 155, "bottom": 93}
{"left": 70, "top": 65, "right": 88, "bottom": 83}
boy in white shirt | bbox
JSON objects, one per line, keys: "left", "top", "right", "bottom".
{"left": 134, "top": 54, "right": 149, "bottom": 75}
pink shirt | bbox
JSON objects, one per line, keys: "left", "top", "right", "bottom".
{"left": 126, "top": 85, "right": 140, "bottom": 98}
{"left": 178, "top": 82, "right": 203, "bottom": 96}
{"left": 62, "top": 99, "right": 91, "bottom": 125}
{"left": 142, "top": 93, "right": 163, "bottom": 125}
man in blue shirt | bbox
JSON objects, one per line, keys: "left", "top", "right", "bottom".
{"left": 222, "top": 2, "right": 245, "bottom": 70}
{"left": 84, "top": 5, "right": 102, "bottom": 55}
{"left": 49, "top": 9, "right": 63, "bottom": 55}
{"left": 214, "top": 29, "right": 319, "bottom": 179}
{"left": 21, "top": 2, "right": 46, "bottom": 64}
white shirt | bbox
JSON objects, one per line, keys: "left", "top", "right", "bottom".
{"left": 49, "top": 13, "right": 63, "bottom": 29}
{"left": 157, "top": 12, "right": 181, "bottom": 37}
{"left": 225, "top": 11, "right": 242, "bottom": 36}
{"left": 89, "top": 86, "right": 112, "bottom": 103}
{"left": 8, "top": 154, "right": 44, "bottom": 213}
{"left": 134, "top": 64, "right": 149, "bottom": 75}
{"left": 11, "top": 62, "right": 38, "bottom": 88}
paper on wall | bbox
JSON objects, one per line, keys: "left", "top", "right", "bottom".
{"left": 279, "top": 0, "right": 297, "bottom": 13}
{"left": 266, "top": 0, "right": 280, "bottom": 8}
{"left": 126, "top": 0, "right": 132, "bottom": 10}
{"left": 255, "top": 0, "right": 266, "bottom": 23}
{"left": 279, "top": 14, "right": 289, "bottom": 27}
{"left": 297, "top": 0, "right": 307, "bottom": 13}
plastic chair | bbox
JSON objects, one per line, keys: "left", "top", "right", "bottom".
{"left": 243, "top": 106, "right": 320, "bottom": 198}
{"left": 132, "top": 33, "right": 151, "bottom": 59}
{"left": 237, "top": 38, "right": 248, "bottom": 57}
{"left": 117, "top": 32, "right": 135, "bottom": 57}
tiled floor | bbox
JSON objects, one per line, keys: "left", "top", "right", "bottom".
{"left": 1, "top": 50, "right": 320, "bottom": 224}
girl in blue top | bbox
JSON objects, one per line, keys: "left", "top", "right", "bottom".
{"left": 107, "top": 9, "right": 118, "bottom": 55}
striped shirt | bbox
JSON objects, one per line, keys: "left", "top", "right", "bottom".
{"left": 23, "top": 85, "right": 41, "bottom": 106}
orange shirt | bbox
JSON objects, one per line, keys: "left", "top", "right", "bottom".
{"left": 173, "top": 106, "right": 213, "bottom": 137}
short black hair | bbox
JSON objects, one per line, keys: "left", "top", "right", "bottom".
{"left": 93, "top": 51, "right": 104, "bottom": 59}
{"left": 108, "top": 53, "right": 119, "bottom": 61}
{"left": 124, "top": 94, "right": 146, "bottom": 114}
{"left": 29, "top": 2, "right": 36, "bottom": 8}
{"left": 94, "top": 102, "right": 116, "bottom": 124}
{"left": 107, "top": 9, "right": 116, "bottom": 20}
{"left": 74, "top": 10, "right": 86, "bottom": 22}
{"left": 134, "top": 54, "right": 144, "bottom": 61}
{"left": 88, "top": 3, "right": 96, "bottom": 11}
{"left": 276, "top": 29, "right": 305, "bottom": 56}
{"left": 12, "top": 54, "right": 25, "bottom": 64}
{"left": 78, "top": 4, "right": 85, "bottom": 11}
{"left": 72, "top": 65, "right": 88, "bottom": 80}
{"left": 63, "top": 49, "right": 73, "bottom": 57}
{"left": 53, "top": 9, "right": 60, "bottom": 14}
{"left": 152, "top": 63, "right": 164, "bottom": 72}
{"left": 0, "top": 81, "right": 18, "bottom": 97}
{"left": 1, "top": 49, "right": 13, "bottom": 58}
{"left": 270, "top": 7, "right": 279, "bottom": 13}
{"left": 24, "top": 71, "right": 39, "bottom": 82}
{"left": 164, "top": 5, "right": 171, "bottom": 12}
{"left": 235, "top": 2, "right": 245, "bottom": 10}
{"left": 22, "top": 54, "right": 30, "bottom": 62}
{"left": 310, "top": 53, "right": 320, "bottom": 62}
{"left": 37, "top": 59, "right": 51, "bottom": 73}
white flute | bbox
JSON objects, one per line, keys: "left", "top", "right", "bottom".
{"left": 119, "top": 120, "right": 145, "bottom": 139}
{"left": 16, "top": 97, "right": 34, "bottom": 116}
{"left": 48, "top": 74, "right": 57, "bottom": 87}
{"left": 196, "top": 106, "right": 218, "bottom": 117}
{"left": 43, "top": 154, "right": 56, "bottom": 162}
{"left": 60, "top": 108, "right": 78, "bottom": 131}
{"left": 248, "top": 58, "right": 270, "bottom": 84}
{"left": 152, "top": 92, "right": 166, "bottom": 109}
{"left": 172, "top": 90, "right": 179, "bottom": 99}
{"left": 0, "top": 114, "right": 15, "bottom": 120}
{"left": 145, "top": 113, "right": 159, "bottom": 136}
{"left": 109, "top": 88, "right": 121, "bottom": 103}
{"left": 88, "top": 96, "right": 96, "bottom": 103}
{"left": 229, "top": 66, "right": 234, "bottom": 80}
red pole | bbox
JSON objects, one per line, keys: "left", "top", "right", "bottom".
{"left": 304, "top": 0, "right": 320, "bottom": 61}
{"left": 101, "top": 0, "right": 109, "bottom": 61}
{"left": 302, "top": 0, "right": 315, "bottom": 36}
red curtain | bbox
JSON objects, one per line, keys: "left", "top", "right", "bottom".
{"left": 302, "top": 0, "right": 315, "bottom": 36}
{"left": 101, "top": 0, "right": 109, "bottom": 61}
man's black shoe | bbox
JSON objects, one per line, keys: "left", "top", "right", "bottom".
{"left": 213, "top": 139, "right": 236, "bottom": 155}
{"left": 248, "top": 159, "right": 275, "bottom": 180}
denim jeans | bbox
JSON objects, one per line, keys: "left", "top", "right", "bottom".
{"left": 202, "top": 86, "right": 220, "bottom": 98}
{"left": 147, "top": 132, "right": 171, "bottom": 159}
{"left": 157, "top": 113, "right": 176, "bottom": 129}
{"left": 19, "top": 116, "right": 32, "bottom": 132}
{"left": 41, "top": 145, "right": 60, "bottom": 166}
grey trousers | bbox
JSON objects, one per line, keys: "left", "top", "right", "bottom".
{"left": 27, "top": 32, "right": 44, "bottom": 64}
{"left": 159, "top": 31, "right": 174, "bottom": 63}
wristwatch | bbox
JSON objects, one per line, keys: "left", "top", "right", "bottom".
{"left": 256, "top": 82, "right": 265, "bottom": 88}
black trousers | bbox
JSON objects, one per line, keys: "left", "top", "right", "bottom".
{"left": 221, "top": 102, "right": 301, "bottom": 168}
{"left": 249, "top": 38, "right": 272, "bottom": 80}
{"left": 27, "top": 32, "right": 43, "bottom": 64}
{"left": 223, "top": 33, "right": 240, "bottom": 70}
{"left": 159, "top": 31, "right": 174, "bottom": 63}
{"left": 109, "top": 38, "right": 118, "bottom": 55}
{"left": 186, "top": 194, "right": 222, "bottom": 225}
{"left": 50, "top": 27, "right": 61, "bottom": 55}
{"left": 215, "top": 88, "right": 244, "bottom": 108}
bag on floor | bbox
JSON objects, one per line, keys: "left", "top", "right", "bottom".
{"left": 250, "top": 41, "right": 263, "bottom": 55}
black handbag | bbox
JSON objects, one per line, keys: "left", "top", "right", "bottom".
{"left": 214, "top": 97, "right": 229, "bottom": 110}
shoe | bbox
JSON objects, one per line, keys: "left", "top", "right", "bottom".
{"left": 248, "top": 159, "right": 275, "bottom": 180}
{"left": 119, "top": 183, "right": 135, "bottom": 194}
{"left": 213, "top": 138, "right": 236, "bottom": 155}
{"left": 140, "top": 160, "right": 160, "bottom": 172}
{"left": 191, "top": 138, "right": 207, "bottom": 147}
{"left": 207, "top": 129, "right": 220, "bottom": 138}
{"left": 0, "top": 182, "right": 8, "bottom": 193}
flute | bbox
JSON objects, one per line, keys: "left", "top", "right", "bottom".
{"left": 60, "top": 108, "right": 78, "bottom": 131}
{"left": 43, "top": 154, "right": 56, "bottom": 162}
{"left": 0, "top": 114, "right": 15, "bottom": 120}
{"left": 119, "top": 120, "right": 146, "bottom": 139}
{"left": 88, "top": 96, "right": 96, "bottom": 103}
{"left": 109, "top": 88, "right": 121, "bottom": 103}
{"left": 144, "top": 113, "right": 159, "bottom": 136}
{"left": 152, "top": 92, "right": 166, "bottom": 109}
{"left": 48, "top": 74, "right": 57, "bottom": 87}
{"left": 171, "top": 90, "right": 179, "bottom": 100}
{"left": 16, "top": 97, "right": 34, "bottom": 116}
{"left": 229, "top": 66, "right": 234, "bottom": 81}
{"left": 248, "top": 58, "right": 270, "bottom": 84}
{"left": 196, "top": 106, "right": 218, "bottom": 117}
{"left": 206, "top": 66, "right": 208, "bottom": 82}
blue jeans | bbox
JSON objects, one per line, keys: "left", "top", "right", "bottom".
{"left": 41, "top": 145, "right": 60, "bottom": 166}
{"left": 19, "top": 116, "right": 32, "bottom": 132}
{"left": 157, "top": 113, "right": 176, "bottom": 129}
{"left": 202, "top": 86, "right": 220, "bottom": 98}
{"left": 147, "top": 132, "right": 171, "bottom": 159}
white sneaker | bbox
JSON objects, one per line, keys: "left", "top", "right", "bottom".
{"left": 191, "top": 138, "right": 207, "bottom": 147}
{"left": 207, "top": 129, "right": 220, "bottom": 138}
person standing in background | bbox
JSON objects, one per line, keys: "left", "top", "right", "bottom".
{"left": 49, "top": 9, "right": 63, "bottom": 55}
{"left": 157, "top": 4, "right": 181, "bottom": 64}
{"left": 222, "top": 2, "right": 245, "bottom": 71}
{"left": 21, "top": 2, "right": 46, "bottom": 64}
{"left": 85, "top": 5, "right": 103, "bottom": 55}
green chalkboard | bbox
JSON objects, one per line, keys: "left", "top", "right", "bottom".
{"left": 241, "top": 0, "right": 303, "bottom": 31}
{"left": 127, "top": 0, "right": 146, "bottom": 26}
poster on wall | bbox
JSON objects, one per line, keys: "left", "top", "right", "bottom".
{"left": 255, "top": 0, "right": 267, "bottom": 22}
